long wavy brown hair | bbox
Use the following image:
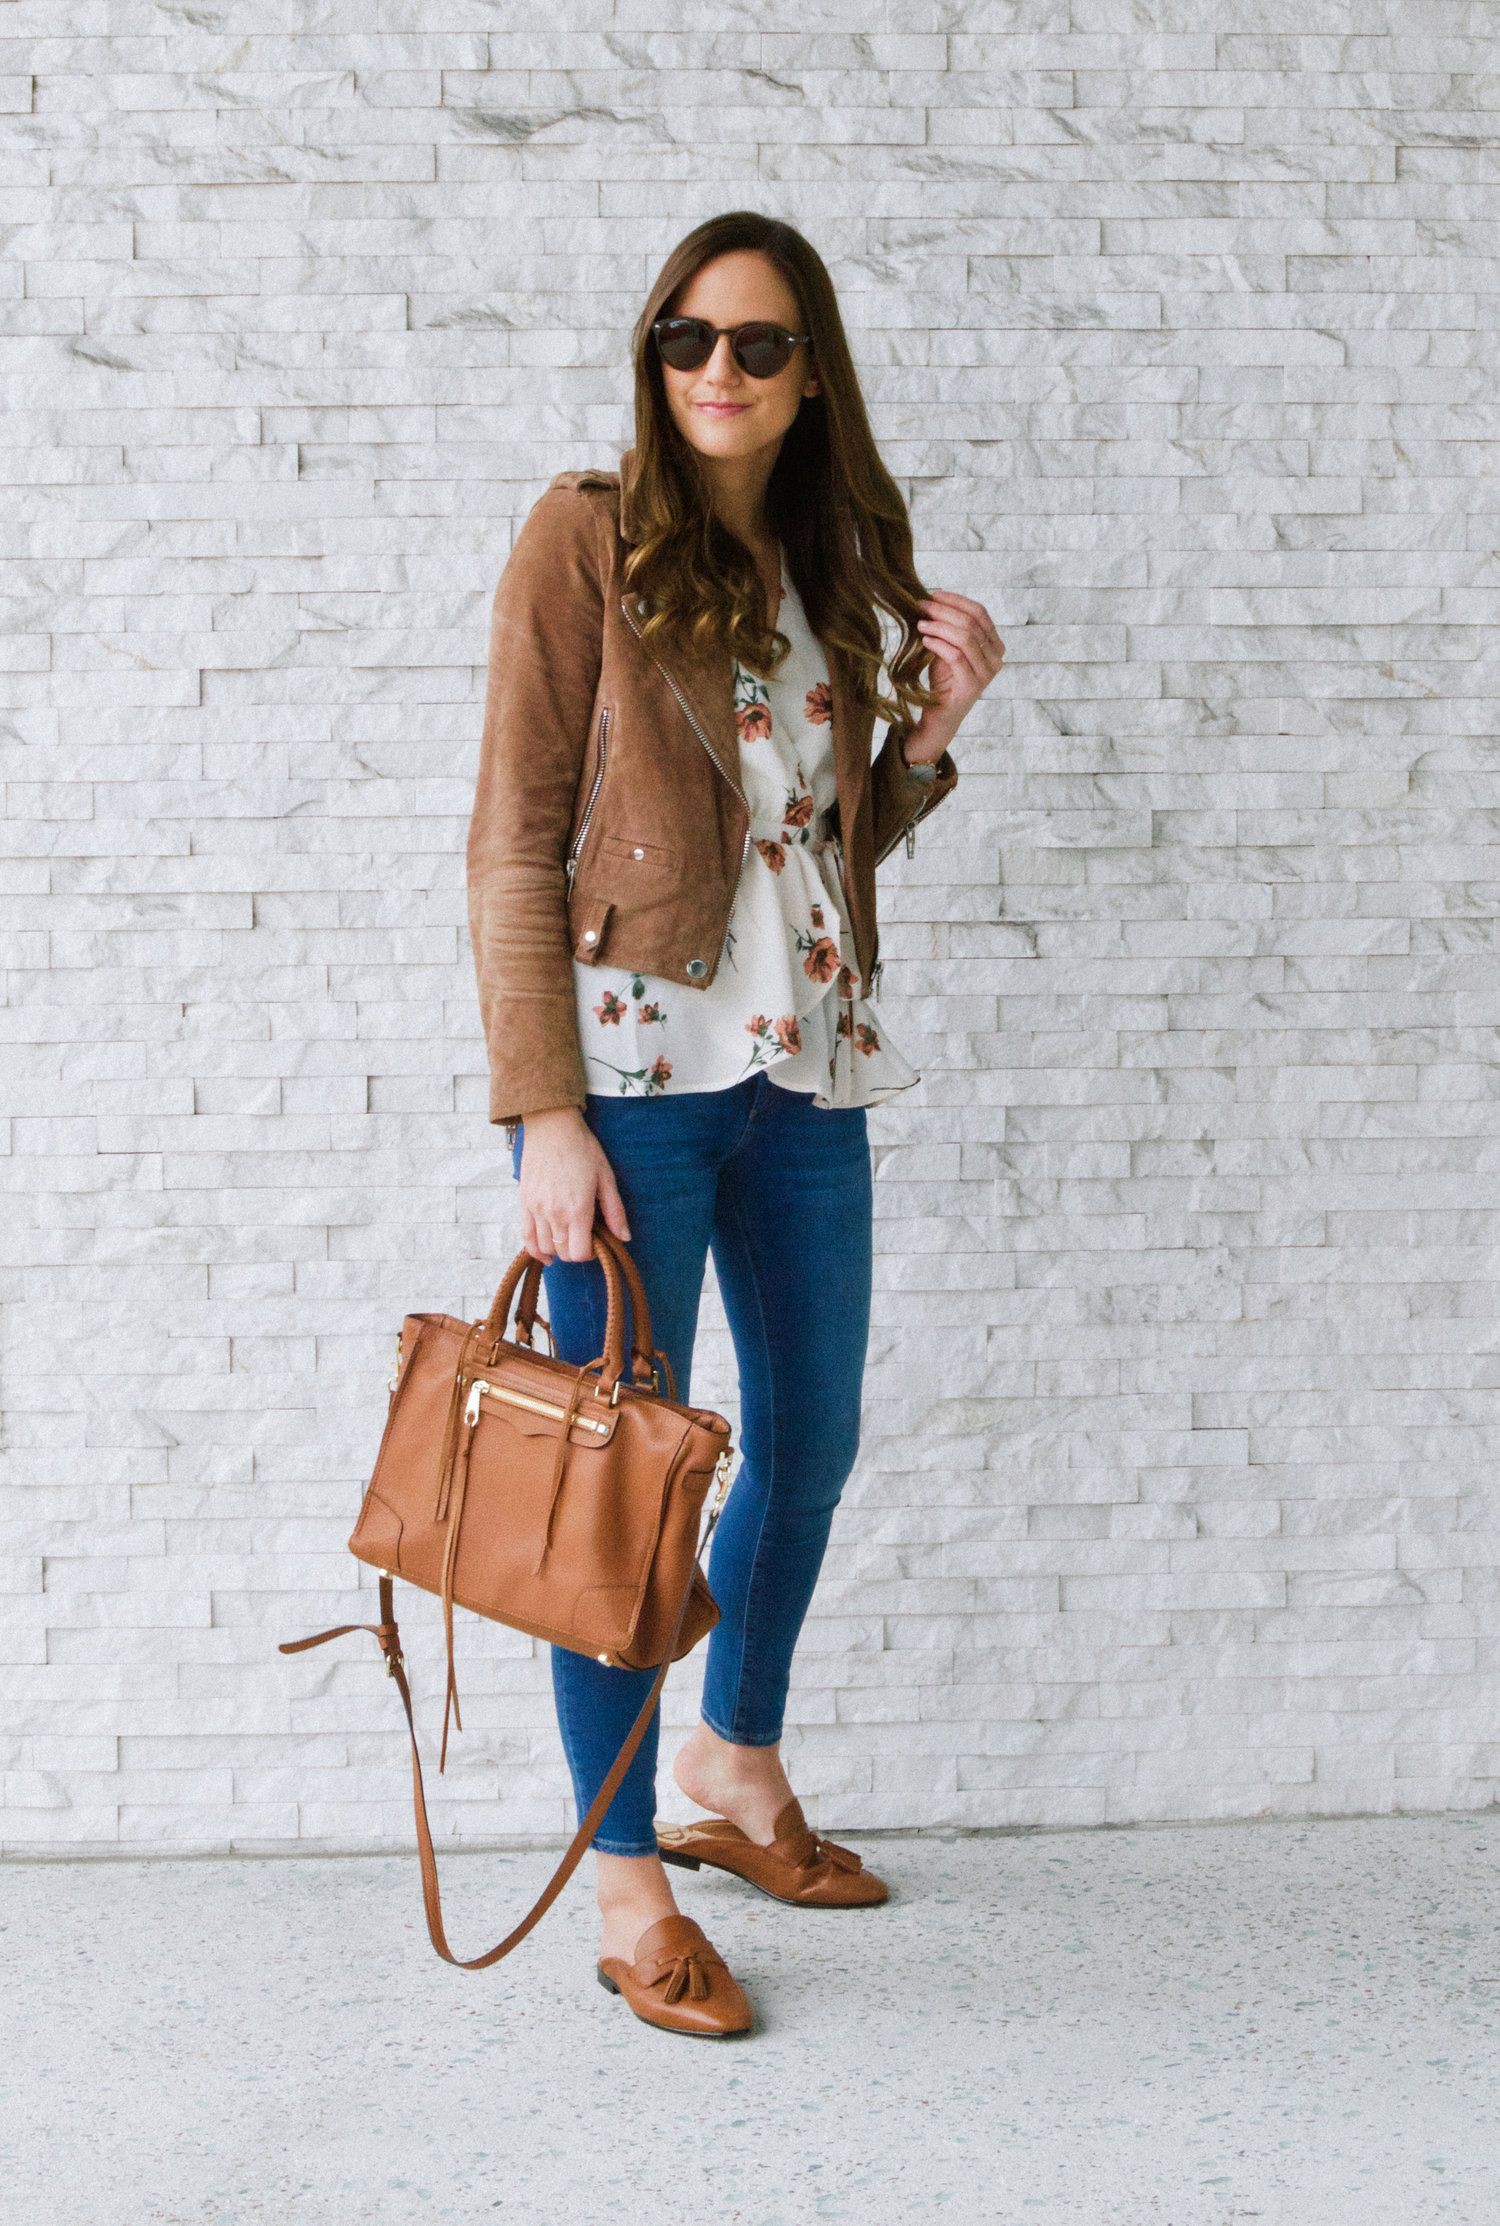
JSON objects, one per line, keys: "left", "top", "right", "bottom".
{"left": 620, "top": 211, "right": 942, "bottom": 731}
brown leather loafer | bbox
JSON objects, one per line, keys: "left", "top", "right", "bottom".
{"left": 596, "top": 1912, "right": 754, "bottom": 2038}
{"left": 656, "top": 1794, "right": 889, "bottom": 1908}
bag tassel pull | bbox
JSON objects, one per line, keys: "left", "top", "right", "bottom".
{"left": 437, "top": 1389, "right": 484, "bottom": 1772}
{"left": 531, "top": 1369, "right": 592, "bottom": 1577}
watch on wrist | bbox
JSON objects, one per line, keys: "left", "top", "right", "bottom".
{"left": 899, "top": 731, "right": 941, "bottom": 784}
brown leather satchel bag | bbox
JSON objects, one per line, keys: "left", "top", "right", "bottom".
{"left": 278, "top": 1223, "right": 734, "bottom": 1970}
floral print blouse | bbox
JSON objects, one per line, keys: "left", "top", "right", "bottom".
{"left": 571, "top": 557, "right": 920, "bottom": 1109}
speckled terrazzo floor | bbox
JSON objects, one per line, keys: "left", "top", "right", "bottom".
{"left": 4, "top": 1814, "right": 1496, "bottom": 2225}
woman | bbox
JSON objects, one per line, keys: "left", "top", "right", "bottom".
{"left": 467, "top": 211, "right": 1004, "bottom": 2037}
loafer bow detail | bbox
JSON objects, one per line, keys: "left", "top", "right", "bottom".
{"left": 777, "top": 1808, "right": 864, "bottom": 1877}
{"left": 656, "top": 1795, "right": 889, "bottom": 1908}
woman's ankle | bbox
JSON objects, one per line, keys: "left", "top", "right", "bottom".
{"left": 672, "top": 1723, "right": 797, "bottom": 1842}
{"left": 678, "top": 1720, "right": 782, "bottom": 1777}
{"left": 595, "top": 1850, "right": 680, "bottom": 1954}
{"left": 595, "top": 1848, "right": 676, "bottom": 1909}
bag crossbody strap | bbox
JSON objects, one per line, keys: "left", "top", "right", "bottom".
{"left": 278, "top": 1500, "right": 721, "bottom": 1972}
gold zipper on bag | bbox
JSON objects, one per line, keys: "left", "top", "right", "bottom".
{"left": 463, "top": 1377, "right": 612, "bottom": 1435}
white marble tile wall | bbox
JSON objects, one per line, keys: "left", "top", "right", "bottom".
{"left": 5, "top": 8, "right": 1497, "bottom": 1852}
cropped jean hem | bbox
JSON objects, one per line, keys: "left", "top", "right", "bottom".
{"left": 588, "top": 1833, "right": 661, "bottom": 1858}
{"left": 699, "top": 1707, "right": 783, "bottom": 1747}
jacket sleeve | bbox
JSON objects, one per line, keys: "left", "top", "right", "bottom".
{"left": 466, "top": 487, "right": 604, "bottom": 1129}
{"left": 869, "top": 723, "right": 960, "bottom": 865}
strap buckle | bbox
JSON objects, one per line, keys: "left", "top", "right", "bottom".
{"left": 376, "top": 1621, "right": 404, "bottom": 1676}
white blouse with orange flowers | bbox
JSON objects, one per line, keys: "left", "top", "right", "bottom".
{"left": 570, "top": 557, "right": 920, "bottom": 1109}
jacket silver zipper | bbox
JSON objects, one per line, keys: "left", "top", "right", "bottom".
{"left": 873, "top": 780, "right": 942, "bottom": 868}
{"left": 620, "top": 594, "right": 748, "bottom": 811}
{"left": 565, "top": 705, "right": 610, "bottom": 891}
{"left": 619, "top": 593, "right": 752, "bottom": 961}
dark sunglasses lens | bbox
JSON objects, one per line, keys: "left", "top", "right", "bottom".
{"left": 655, "top": 319, "right": 715, "bottom": 370}
{"left": 733, "top": 324, "right": 794, "bottom": 377}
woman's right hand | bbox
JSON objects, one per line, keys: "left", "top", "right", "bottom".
{"left": 515, "top": 1106, "right": 632, "bottom": 1264}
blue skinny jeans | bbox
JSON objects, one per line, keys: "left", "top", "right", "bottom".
{"left": 509, "top": 1071, "right": 873, "bottom": 1855}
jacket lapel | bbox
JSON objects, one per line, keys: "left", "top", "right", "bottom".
{"left": 618, "top": 591, "right": 744, "bottom": 799}
{"left": 620, "top": 591, "right": 873, "bottom": 835}
{"left": 825, "top": 638, "right": 873, "bottom": 831}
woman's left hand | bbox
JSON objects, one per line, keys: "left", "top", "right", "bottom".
{"left": 906, "top": 590, "right": 1006, "bottom": 759}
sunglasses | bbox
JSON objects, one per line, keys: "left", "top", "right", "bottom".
{"left": 651, "top": 316, "right": 812, "bottom": 380}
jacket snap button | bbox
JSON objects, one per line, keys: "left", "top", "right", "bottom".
{"left": 583, "top": 929, "right": 597, "bottom": 943}
{"left": 632, "top": 845, "right": 644, "bottom": 859}
{"left": 685, "top": 957, "right": 707, "bottom": 978}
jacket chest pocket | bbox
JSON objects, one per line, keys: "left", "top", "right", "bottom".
{"left": 597, "top": 832, "right": 681, "bottom": 882}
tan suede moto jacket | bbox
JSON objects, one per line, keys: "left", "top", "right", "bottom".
{"left": 466, "top": 456, "right": 961, "bottom": 1135}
